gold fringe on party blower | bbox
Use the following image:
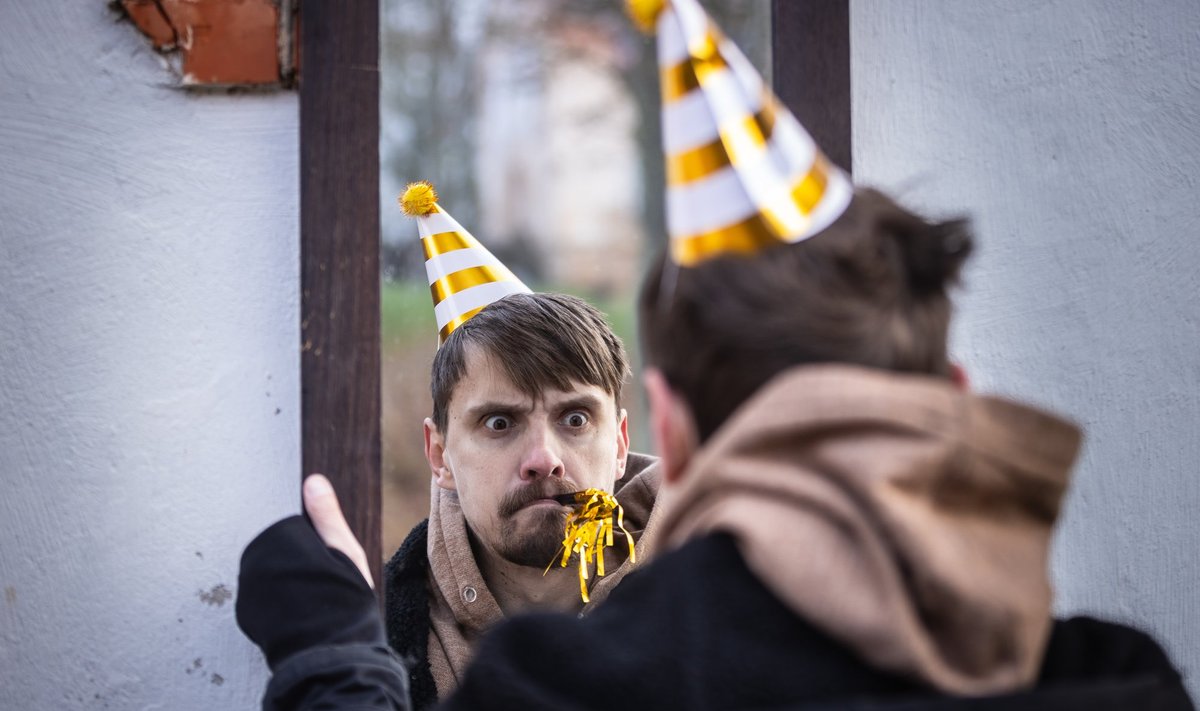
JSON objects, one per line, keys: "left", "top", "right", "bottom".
{"left": 547, "top": 489, "right": 636, "bottom": 603}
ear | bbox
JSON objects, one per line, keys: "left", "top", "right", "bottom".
{"left": 643, "top": 368, "right": 698, "bottom": 485}
{"left": 613, "top": 408, "right": 630, "bottom": 484}
{"left": 949, "top": 362, "right": 970, "bottom": 391}
{"left": 424, "top": 417, "right": 456, "bottom": 491}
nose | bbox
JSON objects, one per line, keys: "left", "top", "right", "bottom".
{"left": 519, "top": 427, "right": 564, "bottom": 482}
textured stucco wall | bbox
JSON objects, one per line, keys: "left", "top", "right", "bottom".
{"left": 854, "top": 0, "right": 1199, "bottom": 696}
{"left": 0, "top": 4, "right": 299, "bottom": 709}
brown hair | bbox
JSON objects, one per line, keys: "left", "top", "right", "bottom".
{"left": 431, "top": 292, "right": 630, "bottom": 433}
{"left": 638, "top": 188, "right": 974, "bottom": 441}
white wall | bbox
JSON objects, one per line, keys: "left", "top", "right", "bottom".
{"left": 854, "top": 0, "right": 1199, "bottom": 696}
{"left": 0, "top": 4, "right": 299, "bottom": 708}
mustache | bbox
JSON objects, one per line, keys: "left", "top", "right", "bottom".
{"left": 498, "top": 479, "right": 579, "bottom": 518}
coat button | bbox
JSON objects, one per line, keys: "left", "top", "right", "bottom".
{"left": 462, "top": 586, "right": 477, "bottom": 603}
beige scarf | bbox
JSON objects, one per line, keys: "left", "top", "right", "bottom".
{"left": 657, "top": 365, "right": 1082, "bottom": 695}
{"left": 425, "top": 453, "right": 662, "bottom": 697}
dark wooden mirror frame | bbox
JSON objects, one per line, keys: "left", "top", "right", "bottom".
{"left": 298, "top": 0, "right": 850, "bottom": 589}
{"left": 300, "top": 1, "right": 383, "bottom": 584}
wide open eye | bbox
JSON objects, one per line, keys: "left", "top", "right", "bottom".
{"left": 484, "top": 414, "right": 512, "bottom": 432}
{"left": 560, "top": 411, "right": 589, "bottom": 428}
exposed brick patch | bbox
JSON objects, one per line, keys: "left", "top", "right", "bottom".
{"left": 118, "top": 0, "right": 297, "bottom": 88}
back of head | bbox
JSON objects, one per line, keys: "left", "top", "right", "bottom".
{"left": 638, "top": 188, "right": 974, "bottom": 441}
{"left": 431, "top": 292, "right": 630, "bottom": 433}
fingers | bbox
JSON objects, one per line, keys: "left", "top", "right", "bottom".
{"left": 303, "top": 474, "right": 374, "bottom": 589}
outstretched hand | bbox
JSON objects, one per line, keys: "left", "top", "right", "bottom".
{"left": 238, "top": 475, "right": 408, "bottom": 707}
{"left": 303, "top": 473, "right": 374, "bottom": 589}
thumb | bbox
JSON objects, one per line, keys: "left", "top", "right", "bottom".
{"left": 303, "top": 474, "right": 374, "bottom": 589}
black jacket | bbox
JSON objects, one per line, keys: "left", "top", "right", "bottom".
{"left": 240, "top": 520, "right": 1191, "bottom": 711}
{"left": 383, "top": 519, "right": 438, "bottom": 710}
{"left": 440, "top": 532, "right": 1193, "bottom": 711}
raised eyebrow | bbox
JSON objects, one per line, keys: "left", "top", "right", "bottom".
{"left": 553, "top": 394, "right": 605, "bottom": 414}
{"left": 462, "top": 401, "right": 528, "bottom": 423}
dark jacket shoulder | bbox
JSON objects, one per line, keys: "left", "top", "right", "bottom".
{"left": 440, "top": 533, "right": 1194, "bottom": 711}
{"left": 439, "top": 533, "right": 919, "bottom": 711}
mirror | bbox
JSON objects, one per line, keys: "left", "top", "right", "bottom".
{"left": 378, "top": 0, "right": 771, "bottom": 557}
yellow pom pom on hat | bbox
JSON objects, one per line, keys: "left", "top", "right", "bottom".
{"left": 627, "top": 0, "right": 853, "bottom": 266}
{"left": 398, "top": 181, "right": 531, "bottom": 344}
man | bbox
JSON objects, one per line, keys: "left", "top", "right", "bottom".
{"left": 436, "top": 188, "right": 1193, "bottom": 710}
{"left": 382, "top": 291, "right": 660, "bottom": 708}
{"left": 380, "top": 181, "right": 660, "bottom": 707}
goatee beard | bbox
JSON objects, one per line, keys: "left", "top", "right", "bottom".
{"left": 495, "top": 479, "right": 578, "bottom": 568}
{"left": 497, "top": 506, "right": 568, "bottom": 568}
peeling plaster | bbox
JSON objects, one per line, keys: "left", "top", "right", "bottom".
{"left": 184, "top": 656, "right": 226, "bottom": 686}
{"left": 197, "top": 584, "right": 232, "bottom": 607}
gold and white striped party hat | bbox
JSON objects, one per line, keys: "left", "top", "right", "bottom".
{"left": 629, "top": 0, "right": 853, "bottom": 266}
{"left": 398, "top": 181, "right": 531, "bottom": 344}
